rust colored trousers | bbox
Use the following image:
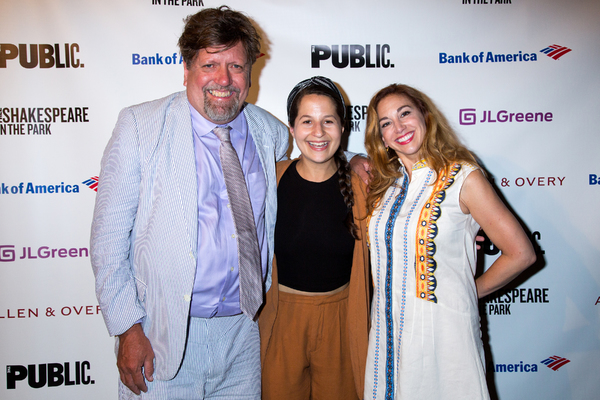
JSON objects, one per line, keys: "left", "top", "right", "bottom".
{"left": 261, "top": 286, "right": 359, "bottom": 400}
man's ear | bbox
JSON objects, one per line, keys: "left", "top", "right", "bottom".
{"left": 183, "top": 61, "right": 188, "bottom": 86}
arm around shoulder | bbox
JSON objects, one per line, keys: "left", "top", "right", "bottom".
{"left": 460, "top": 170, "right": 536, "bottom": 298}
{"left": 348, "top": 154, "right": 371, "bottom": 184}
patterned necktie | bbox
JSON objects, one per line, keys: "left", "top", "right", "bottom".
{"left": 213, "top": 126, "right": 263, "bottom": 319}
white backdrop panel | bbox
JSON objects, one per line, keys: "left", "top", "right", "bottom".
{"left": 1, "top": 1, "right": 598, "bottom": 399}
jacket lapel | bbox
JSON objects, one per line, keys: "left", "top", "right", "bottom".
{"left": 167, "top": 92, "right": 199, "bottom": 257}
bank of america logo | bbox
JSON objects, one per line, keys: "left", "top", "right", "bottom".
{"left": 83, "top": 176, "right": 99, "bottom": 192}
{"left": 540, "top": 355, "right": 570, "bottom": 371}
{"left": 540, "top": 44, "right": 572, "bottom": 60}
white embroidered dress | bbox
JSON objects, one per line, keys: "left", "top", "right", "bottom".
{"left": 364, "top": 161, "right": 490, "bottom": 400}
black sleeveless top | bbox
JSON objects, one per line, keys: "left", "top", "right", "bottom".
{"left": 274, "top": 161, "right": 354, "bottom": 292}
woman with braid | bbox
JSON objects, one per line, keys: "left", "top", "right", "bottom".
{"left": 259, "top": 76, "right": 370, "bottom": 400}
{"left": 363, "top": 84, "right": 536, "bottom": 399}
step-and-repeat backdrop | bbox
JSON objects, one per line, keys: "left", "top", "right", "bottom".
{"left": 1, "top": 1, "right": 599, "bottom": 399}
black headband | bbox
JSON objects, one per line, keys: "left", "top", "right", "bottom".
{"left": 286, "top": 76, "right": 346, "bottom": 120}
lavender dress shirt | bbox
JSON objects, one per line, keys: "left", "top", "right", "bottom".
{"left": 189, "top": 103, "right": 267, "bottom": 318}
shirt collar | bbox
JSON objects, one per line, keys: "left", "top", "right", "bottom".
{"left": 399, "top": 159, "right": 428, "bottom": 173}
{"left": 412, "top": 159, "right": 428, "bottom": 170}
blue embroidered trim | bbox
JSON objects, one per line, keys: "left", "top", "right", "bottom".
{"left": 382, "top": 176, "right": 409, "bottom": 400}
{"left": 395, "top": 169, "right": 433, "bottom": 384}
{"left": 370, "top": 184, "right": 397, "bottom": 399}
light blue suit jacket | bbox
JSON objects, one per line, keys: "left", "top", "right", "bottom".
{"left": 90, "top": 91, "right": 289, "bottom": 380}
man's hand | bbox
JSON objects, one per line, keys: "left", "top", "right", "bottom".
{"left": 349, "top": 155, "right": 372, "bottom": 184}
{"left": 117, "top": 323, "right": 155, "bottom": 395}
{"left": 475, "top": 231, "right": 485, "bottom": 250}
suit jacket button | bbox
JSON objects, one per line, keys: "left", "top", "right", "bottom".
{"left": 184, "top": 294, "right": 191, "bottom": 302}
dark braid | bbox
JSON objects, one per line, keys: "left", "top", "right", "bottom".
{"left": 334, "top": 146, "right": 359, "bottom": 240}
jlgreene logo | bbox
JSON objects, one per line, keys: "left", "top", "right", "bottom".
{"left": 0, "top": 245, "right": 89, "bottom": 262}
{"left": 459, "top": 108, "right": 553, "bottom": 125}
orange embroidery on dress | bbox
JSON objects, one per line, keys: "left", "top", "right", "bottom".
{"left": 414, "top": 163, "right": 462, "bottom": 303}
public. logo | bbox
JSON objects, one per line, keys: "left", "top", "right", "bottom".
{"left": 0, "top": 43, "right": 83, "bottom": 69}
{"left": 540, "top": 44, "right": 572, "bottom": 60}
{"left": 311, "top": 45, "right": 393, "bottom": 69}
{"left": 7, "top": 361, "right": 94, "bottom": 389}
{"left": 480, "top": 230, "right": 544, "bottom": 256}
{"left": 541, "top": 355, "right": 570, "bottom": 371}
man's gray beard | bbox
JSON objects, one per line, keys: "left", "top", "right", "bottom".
{"left": 203, "top": 94, "right": 241, "bottom": 123}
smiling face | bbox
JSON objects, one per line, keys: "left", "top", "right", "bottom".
{"left": 377, "top": 93, "right": 427, "bottom": 169}
{"left": 290, "top": 94, "right": 343, "bottom": 178}
{"left": 183, "top": 42, "right": 250, "bottom": 124}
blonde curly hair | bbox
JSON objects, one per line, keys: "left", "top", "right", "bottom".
{"left": 365, "top": 84, "right": 479, "bottom": 215}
